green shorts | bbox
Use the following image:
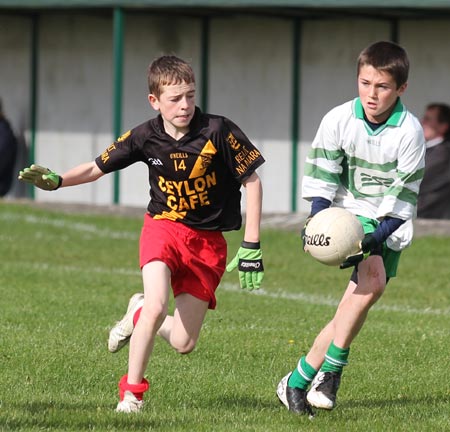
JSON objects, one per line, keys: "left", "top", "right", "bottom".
{"left": 357, "top": 216, "right": 401, "bottom": 278}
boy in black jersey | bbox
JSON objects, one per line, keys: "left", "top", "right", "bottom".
{"left": 19, "top": 55, "right": 265, "bottom": 413}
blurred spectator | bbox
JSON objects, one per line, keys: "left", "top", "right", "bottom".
{"left": 0, "top": 98, "right": 18, "bottom": 197}
{"left": 417, "top": 103, "right": 450, "bottom": 219}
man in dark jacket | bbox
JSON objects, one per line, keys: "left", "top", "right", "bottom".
{"left": 417, "top": 103, "right": 450, "bottom": 219}
{"left": 0, "top": 98, "right": 18, "bottom": 197}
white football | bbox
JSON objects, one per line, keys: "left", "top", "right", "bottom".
{"left": 304, "top": 207, "right": 364, "bottom": 266}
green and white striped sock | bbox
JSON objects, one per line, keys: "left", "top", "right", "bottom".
{"left": 320, "top": 341, "right": 350, "bottom": 373}
{"left": 288, "top": 356, "right": 318, "bottom": 390}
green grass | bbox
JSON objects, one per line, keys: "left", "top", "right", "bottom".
{"left": 0, "top": 201, "right": 449, "bottom": 431}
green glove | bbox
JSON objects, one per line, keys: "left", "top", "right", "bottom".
{"left": 339, "top": 234, "right": 377, "bottom": 269}
{"left": 226, "top": 241, "right": 264, "bottom": 291}
{"left": 18, "top": 164, "right": 62, "bottom": 191}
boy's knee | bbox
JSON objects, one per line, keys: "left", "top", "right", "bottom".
{"left": 373, "top": 280, "right": 386, "bottom": 297}
{"left": 366, "top": 276, "right": 386, "bottom": 305}
{"left": 172, "top": 339, "right": 197, "bottom": 355}
{"left": 141, "top": 304, "right": 167, "bottom": 326}
{"left": 360, "top": 260, "right": 386, "bottom": 303}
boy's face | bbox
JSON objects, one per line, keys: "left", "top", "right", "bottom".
{"left": 148, "top": 81, "right": 196, "bottom": 137}
{"left": 358, "top": 65, "right": 407, "bottom": 123}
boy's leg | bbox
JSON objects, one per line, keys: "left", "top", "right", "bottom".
{"left": 116, "top": 265, "right": 211, "bottom": 410}
{"left": 109, "top": 292, "right": 209, "bottom": 355}
{"left": 304, "top": 279, "right": 359, "bottom": 371}
{"left": 157, "top": 292, "right": 209, "bottom": 354}
{"left": 116, "top": 261, "right": 170, "bottom": 412}
{"left": 306, "top": 255, "right": 386, "bottom": 409}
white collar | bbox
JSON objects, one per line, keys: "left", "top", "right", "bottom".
{"left": 426, "top": 137, "right": 444, "bottom": 149}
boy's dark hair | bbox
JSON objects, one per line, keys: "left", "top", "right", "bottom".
{"left": 147, "top": 55, "right": 195, "bottom": 97}
{"left": 357, "top": 41, "right": 409, "bottom": 89}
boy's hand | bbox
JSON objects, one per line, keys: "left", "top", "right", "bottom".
{"left": 339, "top": 234, "right": 378, "bottom": 269}
{"left": 19, "top": 164, "right": 62, "bottom": 191}
{"left": 339, "top": 251, "right": 367, "bottom": 269}
{"left": 360, "top": 234, "right": 379, "bottom": 254}
{"left": 226, "top": 241, "right": 264, "bottom": 291}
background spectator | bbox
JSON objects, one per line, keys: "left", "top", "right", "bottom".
{"left": 417, "top": 103, "right": 450, "bottom": 219}
{"left": 0, "top": 98, "right": 18, "bottom": 197}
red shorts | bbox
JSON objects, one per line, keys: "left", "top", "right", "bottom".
{"left": 139, "top": 214, "right": 227, "bottom": 309}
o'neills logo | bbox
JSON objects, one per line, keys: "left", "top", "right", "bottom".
{"left": 305, "top": 233, "right": 331, "bottom": 247}
{"left": 238, "top": 260, "right": 264, "bottom": 271}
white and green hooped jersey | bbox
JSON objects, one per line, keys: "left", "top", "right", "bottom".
{"left": 302, "top": 97, "right": 425, "bottom": 251}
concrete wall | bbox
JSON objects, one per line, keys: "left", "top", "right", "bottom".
{"left": 208, "top": 16, "right": 292, "bottom": 213}
{"left": 1, "top": 11, "right": 449, "bottom": 215}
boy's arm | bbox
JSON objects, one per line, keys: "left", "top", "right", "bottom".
{"left": 226, "top": 172, "right": 264, "bottom": 291}
{"left": 59, "top": 161, "right": 105, "bottom": 187}
{"left": 19, "top": 161, "right": 104, "bottom": 190}
{"left": 242, "top": 172, "right": 263, "bottom": 243}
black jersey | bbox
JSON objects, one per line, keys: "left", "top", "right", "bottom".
{"left": 95, "top": 107, "right": 265, "bottom": 231}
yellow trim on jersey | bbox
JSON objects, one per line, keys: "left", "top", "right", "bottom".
{"left": 153, "top": 209, "right": 187, "bottom": 222}
{"left": 189, "top": 140, "right": 217, "bottom": 179}
{"left": 117, "top": 130, "right": 131, "bottom": 142}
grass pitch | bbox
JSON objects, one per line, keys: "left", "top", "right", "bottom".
{"left": 0, "top": 201, "right": 449, "bottom": 431}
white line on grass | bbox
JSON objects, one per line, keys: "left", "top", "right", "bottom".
{"left": 4, "top": 260, "right": 449, "bottom": 317}
{"left": 0, "top": 212, "right": 138, "bottom": 240}
{"left": 220, "top": 283, "right": 450, "bottom": 316}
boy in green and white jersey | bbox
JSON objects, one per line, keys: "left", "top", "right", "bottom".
{"left": 307, "top": 96, "right": 423, "bottom": 226}
{"left": 277, "top": 41, "right": 425, "bottom": 416}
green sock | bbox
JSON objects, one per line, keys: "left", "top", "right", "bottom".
{"left": 288, "top": 356, "right": 317, "bottom": 390}
{"left": 320, "top": 341, "right": 350, "bottom": 373}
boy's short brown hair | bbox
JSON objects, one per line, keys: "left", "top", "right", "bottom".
{"left": 147, "top": 55, "right": 195, "bottom": 97}
{"left": 357, "top": 41, "right": 409, "bottom": 89}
